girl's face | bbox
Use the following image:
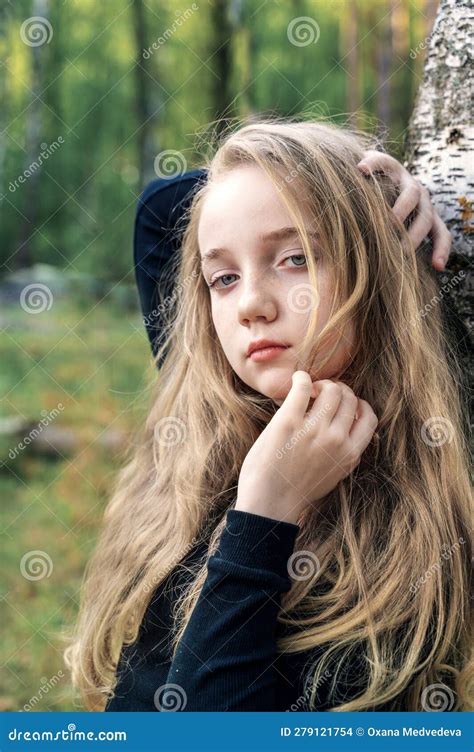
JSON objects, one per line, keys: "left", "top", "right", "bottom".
{"left": 198, "top": 165, "right": 355, "bottom": 405}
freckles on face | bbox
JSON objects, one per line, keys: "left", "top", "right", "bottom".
{"left": 198, "top": 165, "right": 354, "bottom": 405}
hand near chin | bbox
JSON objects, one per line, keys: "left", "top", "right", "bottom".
{"left": 236, "top": 371, "right": 378, "bottom": 525}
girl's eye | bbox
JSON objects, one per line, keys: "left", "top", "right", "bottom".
{"left": 283, "top": 253, "right": 307, "bottom": 268}
{"left": 208, "top": 274, "right": 238, "bottom": 289}
{"left": 208, "top": 254, "right": 308, "bottom": 289}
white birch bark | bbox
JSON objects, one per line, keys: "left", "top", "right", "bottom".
{"left": 404, "top": 0, "right": 473, "bottom": 423}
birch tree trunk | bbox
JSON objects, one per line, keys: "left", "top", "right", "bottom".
{"left": 404, "top": 0, "right": 473, "bottom": 428}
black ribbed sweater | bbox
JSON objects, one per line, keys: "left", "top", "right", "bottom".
{"left": 105, "top": 509, "right": 369, "bottom": 711}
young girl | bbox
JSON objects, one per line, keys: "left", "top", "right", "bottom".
{"left": 64, "top": 119, "right": 472, "bottom": 712}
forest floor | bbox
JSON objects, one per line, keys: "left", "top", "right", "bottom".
{"left": 1, "top": 297, "right": 152, "bottom": 711}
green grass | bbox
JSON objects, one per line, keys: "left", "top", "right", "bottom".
{"left": 1, "top": 296, "right": 153, "bottom": 710}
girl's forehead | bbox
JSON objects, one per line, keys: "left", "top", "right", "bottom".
{"left": 199, "top": 166, "right": 302, "bottom": 229}
{"left": 198, "top": 165, "right": 322, "bottom": 256}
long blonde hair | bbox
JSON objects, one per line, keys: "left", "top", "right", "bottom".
{"left": 63, "top": 116, "right": 473, "bottom": 712}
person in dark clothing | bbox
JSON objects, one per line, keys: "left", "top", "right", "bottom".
{"left": 64, "top": 119, "right": 471, "bottom": 714}
{"left": 105, "top": 509, "right": 393, "bottom": 712}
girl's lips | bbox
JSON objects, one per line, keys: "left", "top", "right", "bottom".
{"left": 248, "top": 345, "right": 290, "bottom": 362}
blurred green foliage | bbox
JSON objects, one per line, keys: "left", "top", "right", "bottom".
{"left": 0, "top": 0, "right": 437, "bottom": 711}
{"left": 1, "top": 0, "right": 434, "bottom": 281}
{"left": 1, "top": 298, "right": 151, "bottom": 710}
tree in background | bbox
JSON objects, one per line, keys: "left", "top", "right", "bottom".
{"left": 131, "top": 0, "right": 157, "bottom": 190}
{"left": 404, "top": 0, "right": 473, "bottom": 427}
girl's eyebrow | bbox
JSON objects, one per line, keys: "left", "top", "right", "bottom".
{"left": 200, "top": 226, "right": 319, "bottom": 266}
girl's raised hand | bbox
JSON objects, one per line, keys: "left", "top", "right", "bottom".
{"left": 357, "top": 149, "right": 452, "bottom": 272}
{"left": 235, "top": 371, "right": 378, "bottom": 525}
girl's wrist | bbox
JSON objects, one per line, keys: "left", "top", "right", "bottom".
{"left": 235, "top": 498, "right": 300, "bottom": 525}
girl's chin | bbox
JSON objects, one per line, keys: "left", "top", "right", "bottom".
{"left": 246, "top": 367, "right": 297, "bottom": 405}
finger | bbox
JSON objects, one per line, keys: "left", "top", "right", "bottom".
{"left": 357, "top": 150, "right": 403, "bottom": 181}
{"left": 430, "top": 211, "right": 452, "bottom": 271}
{"left": 281, "top": 370, "right": 313, "bottom": 419}
{"left": 406, "top": 186, "right": 433, "bottom": 249}
{"left": 307, "top": 379, "right": 343, "bottom": 425}
{"left": 359, "top": 153, "right": 452, "bottom": 270}
{"left": 358, "top": 152, "right": 423, "bottom": 224}
{"left": 348, "top": 399, "right": 378, "bottom": 452}
{"left": 391, "top": 177, "right": 421, "bottom": 222}
{"left": 330, "top": 381, "right": 358, "bottom": 434}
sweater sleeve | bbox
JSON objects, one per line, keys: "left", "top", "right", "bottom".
{"left": 133, "top": 169, "right": 208, "bottom": 365}
{"left": 159, "top": 509, "right": 300, "bottom": 711}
